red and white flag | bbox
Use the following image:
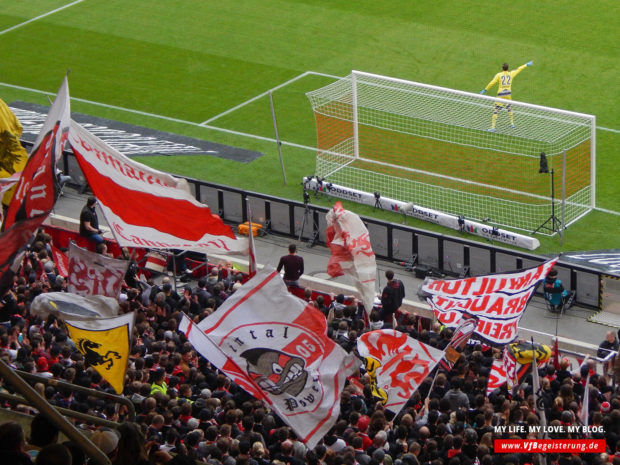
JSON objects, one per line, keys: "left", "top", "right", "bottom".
{"left": 0, "top": 76, "right": 70, "bottom": 292}
{"left": 357, "top": 329, "right": 444, "bottom": 415}
{"left": 247, "top": 203, "right": 257, "bottom": 278}
{"left": 51, "top": 245, "right": 69, "bottom": 278}
{"left": 3, "top": 75, "right": 70, "bottom": 230}
{"left": 67, "top": 242, "right": 129, "bottom": 298}
{"left": 68, "top": 121, "right": 248, "bottom": 254}
{"left": 326, "top": 202, "right": 377, "bottom": 315}
{"left": 178, "top": 268, "right": 357, "bottom": 449}
{"left": 487, "top": 359, "right": 507, "bottom": 395}
{"left": 420, "top": 259, "right": 558, "bottom": 344}
{"left": 502, "top": 346, "right": 518, "bottom": 389}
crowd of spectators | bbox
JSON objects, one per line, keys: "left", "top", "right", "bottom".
{"left": 1, "top": 231, "right": 620, "bottom": 465}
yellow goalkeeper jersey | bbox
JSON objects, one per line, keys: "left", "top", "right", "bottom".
{"left": 484, "top": 64, "right": 528, "bottom": 98}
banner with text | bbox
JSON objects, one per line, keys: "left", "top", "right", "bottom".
{"left": 420, "top": 259, "right": 558, "bottom": 344}
{"left": 303, "top": 177, "right": 540, "bottom": 250}
{"left": 69, "top": 121, "right": 248, "bottom": 254}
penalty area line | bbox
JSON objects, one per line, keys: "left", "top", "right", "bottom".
{"left": 200, "top": 71, "right": 312, "bottom": 126}
{"left": 0, "top": 0, "right": 85, "bottom": 36}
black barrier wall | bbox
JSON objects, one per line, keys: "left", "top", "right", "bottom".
{"left": 57, "top": 147, "right": 606, "bottom": 310}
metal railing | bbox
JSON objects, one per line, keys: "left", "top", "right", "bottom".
{"left": 52, "top": 144, "right": 612, "bottom": 310}
{"left": 0, "top": 359, "right": 112, "bottom": 465}
{"left": 15, "top": 370, "right": 135, "bottom": 421}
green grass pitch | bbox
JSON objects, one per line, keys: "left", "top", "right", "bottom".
{"left": 0, "top": 0, "right": 617, "bottom": 254}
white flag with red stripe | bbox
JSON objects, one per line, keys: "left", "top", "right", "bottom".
{"left": 326, "top": 202, "right": 377, "bottom": 315}
{"left": 178, "top": 268, "right": 357, "bottom": 449}
{"left": 68, "top": 121, "right": 248, "bottom": 254}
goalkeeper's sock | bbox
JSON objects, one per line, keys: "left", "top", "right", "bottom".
{"left": 509, "top": 113, "right": 515, "bottom": 126}
{"left": 491, "top": 114, "right": 498, "bottom": 129}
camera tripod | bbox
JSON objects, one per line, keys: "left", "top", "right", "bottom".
{"left": 533, "top": 168, "right": 562, "bottom": 234}
{"left": 298, "top": 190, "right": 319, "bottom": 247}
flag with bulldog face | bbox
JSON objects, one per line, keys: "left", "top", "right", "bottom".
{"left": 178, "top": 267, "right": 357, "bottom": 449}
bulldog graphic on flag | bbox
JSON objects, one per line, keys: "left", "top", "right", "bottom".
{"left": 179, "top": 268, "right": 357, "bottom": 449}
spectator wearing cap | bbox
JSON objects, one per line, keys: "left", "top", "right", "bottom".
{"left": 35, "top": 357, "right": 52, "bottom": 379}
{"left": 90, "top": 429, "right": 119, "bottom": 462}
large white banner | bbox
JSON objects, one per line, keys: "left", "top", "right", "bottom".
{"left": 69, "top": 121, "right": 248, "bottom": 254}
{"left": 326, "top": 202, "right": 377, "bottom": 315}
{"left": 303, "top": 177, "right": 540, "bottom": 250}
{"left": 67, "top": 242, "right": 129, "bottom": 298}
{"left": 178, "top": 268, "right": 357, "bottom": 449}
{"left": 420, "top": 259, "right": 558, "bottom": 344}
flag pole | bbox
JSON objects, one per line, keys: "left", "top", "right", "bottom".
{"left": 531, "top": 337, "right": 548, "bottom": 465}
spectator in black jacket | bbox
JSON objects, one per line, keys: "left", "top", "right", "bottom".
{"left": 380, "top": 270, "right": 405, "bottom": 328}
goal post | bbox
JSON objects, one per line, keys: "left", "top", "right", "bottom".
{"left": 306, "top": 70, "right": 596, "bottom": 234}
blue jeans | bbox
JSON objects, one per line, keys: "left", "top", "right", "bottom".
{"left": 86, "top": 232, "right": 104, "bottom": 244}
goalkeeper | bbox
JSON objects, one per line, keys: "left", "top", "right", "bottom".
{"left": 480, "top": 61, "right": 533, "bottom": 131}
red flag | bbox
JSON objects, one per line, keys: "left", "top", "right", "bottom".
{"left": 68, "top": 121, "right": 248, "bottom": 254}
{"left": 3, "top": 76, "right": 70, "bottom": 230}
{"left": 326, "top": 202, "right": 377, "bottom": 314}
{"left": 357, "top": 329, "right": 444, "bottom": 415}
{"left": 247, "top": 203, "right": 257, "bottom": 278}
{"left": 51, "top": 245, "right": 69, "bottom": 278}
{"left": 553, "top": 337, "right": 560, "bottom": 370}
{"left": 67, "top": 242, "right": 129, "bottom": 298}
{"left": 0, "top": 76, "right": 70, "bottom": 291}
{"left": 178, "top": 268, "right": 356, "bottom": 449}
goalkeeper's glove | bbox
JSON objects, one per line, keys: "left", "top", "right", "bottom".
{"left": 526, "top": 61, "right": 533, "bottom": 66}
{"left": 480, "top": 89, "right": 486, "bottom": 94}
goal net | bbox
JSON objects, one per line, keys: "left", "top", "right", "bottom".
{"left": 306, "top": 71, "right": 595, "bottom": 234}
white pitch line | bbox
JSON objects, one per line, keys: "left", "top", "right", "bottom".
{"left": 200, "top": 71, "right": 311, "bottom": 125}
{"left": 594, "top": 207, "right": 620, "bottom": 216}
{"left": 0, "top": 0, "right": 85, "bottom": 36}
{"left": 598, "top": 126, "right": 620, "bottom": 134}
{"left": 2, "top": 75, "right": 619, "bottom": 144}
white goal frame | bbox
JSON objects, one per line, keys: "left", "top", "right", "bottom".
{"left": 307, "top": 70, "right": 596, "bottom": 234}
